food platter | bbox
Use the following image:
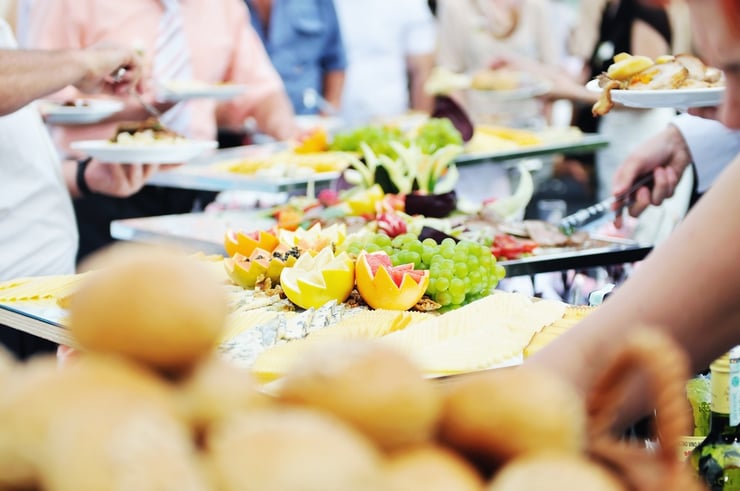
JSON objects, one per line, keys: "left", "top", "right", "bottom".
{"left": 39, "top": 99, "right": 124, "bottom": 125}
{"left": 143, "top": 143, "right": 342, "bottom": 192}
{"left": 70, "top": 139, "right": 218, "bottom": 164}
{"left": 157, "top": 81, "right": 249, "bottom": 102}
{"left": 585, "top": 79, "right": 724, "bottom": 109}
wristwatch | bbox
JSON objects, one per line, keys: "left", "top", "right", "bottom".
{"left": 76, "top": 157, "right": 94, "bottom": 197}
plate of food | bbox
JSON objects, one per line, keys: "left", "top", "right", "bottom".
{"left": 588, "top": 53, "right": 725, "bottom": 114}
{"left": 467, "top": 68, "right": 551, "bottom": 101}
{"left": 157, "top": 80, "right": 248, "bottom": 102}
{"left": 39, "top": 99, "right": 124, "bottom": 125}
{"left": 70, "top": 118, "right": 217, "bottom": 164}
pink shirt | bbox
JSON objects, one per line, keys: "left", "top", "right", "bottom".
{"left": 28, "top": 0, "right": 293, "bottom": 154}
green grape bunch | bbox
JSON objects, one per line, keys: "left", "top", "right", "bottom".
{"left": 340, "top": 232, "right": 505, "bottom": 309}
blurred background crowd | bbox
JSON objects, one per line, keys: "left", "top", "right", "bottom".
{"left": 0, "top": 0, "right": 702, "bottom": 251}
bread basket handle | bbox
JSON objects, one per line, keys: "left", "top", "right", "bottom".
{"left": 586, "top": 327, "right": 693, "bottom": 464}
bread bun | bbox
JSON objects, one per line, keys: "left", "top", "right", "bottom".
{"left": 206, "top": 407, "right": 386, "bottom": 491}
{"left": 0, "top": 355, "right": 177, "bottom": 489}
{"left": 386, "top": 445, "right": 485, "bottom": 491}
{"left": 69, "top": 243, "right": 229, "bottom": 373}
{"left": 276, "top": 340, "right": 442, "bottom": 450}
{"left": 41, "top": 393, "right": 209, "bottom": 491}
{"left": 487, "top": 453, "right": 626, "bottom": 491}
{"left": 178, "top": 356, "right": 271, "bottom": 432}
{"left": 439, "top": 367, "right": 586, "bottom": 466}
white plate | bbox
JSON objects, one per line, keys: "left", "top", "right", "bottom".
{"left": 39, "top": 99, "right": 124, "bottom": 125}
{"left": 70, "top": 139, "right": 218, "bottom": 164}
{"left": 468, "top": 81, "right": 551, "bottom": 101}
{"left": 157, "top": 81, "right": 248, "bottom": 102}
{"left": 585, "top": 79, "right": 725, "bottom": 109}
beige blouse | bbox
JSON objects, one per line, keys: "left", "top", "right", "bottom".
{"left": 435, "top": 0, "right": 559, "bottom": 126}
{"left": 436, "top": 0, "right": 559, "bottom": 73}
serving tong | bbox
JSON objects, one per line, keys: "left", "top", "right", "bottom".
{"left": 111, "top": 66, "right": 164, "bottom": 120}
{"left": 559, "top": 172, "right": 655, "bottom": 234}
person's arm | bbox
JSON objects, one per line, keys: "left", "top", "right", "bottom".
{"left": 249, "top": 90, "right": 301, "bottom": 140}
{"left": 631, "top": 17, "right": 670, "bottom": 59}
{"left": 322, "top": 69, "right": 345, "bottom": 113}
{"left": 488, "top": 54, "right": 599, "bottom": 103}
{"left": 407, "top": 52, "right": 434, "bottom": 112}
{"left": 404, "top": 0, "right": 436, "bottom": 113}
{"left": 217, "top": 1, "right": 299, "bottom": 140}
{"left": 528, "top": 154, "right": 740, "bottom": 428}
{"left": 611, "top": 115, "right": 740, "bottom": 222}
{"left": 319, "top": 0, "right": 346, "bottom": 112}
{"left": 0, "top": 47, "right": 139, "bottom": 115}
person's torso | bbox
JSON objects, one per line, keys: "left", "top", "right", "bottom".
{"left": 335, "top": 0, "right": 435, "bottom": 123}
{"left": 247, "top": 0, "right": 339, "bottom": 114}
{"left": 450, "top": 0, "right": 551, "bottom": 70}
{"left": 0, "top": 20, "right": 78, "bottom": 279}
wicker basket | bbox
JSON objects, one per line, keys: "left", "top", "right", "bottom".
{"left": 584, "top": 328, "right": 706, "bottom": 491}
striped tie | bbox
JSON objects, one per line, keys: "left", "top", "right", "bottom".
{"left": 153, "top": 0, "right": 192, "bottom": 136}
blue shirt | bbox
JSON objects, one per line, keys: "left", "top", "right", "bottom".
{"left": 246, "top": 0, "right": 347, "bottom": 115}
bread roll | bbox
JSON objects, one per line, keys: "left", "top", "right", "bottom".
{"left": 276, "top": 340, "right": 442, "bottom": 450}
{"left": 0, "top": 355, "right": 177, "bottom": 489}
{"left": 69, "top": 243, "right": 229, "bottom": 373}
{"left": 206, "top": 407, "right": 386, "bottom": 491}
{"left": 178, "top": 356, "right": 271, "bottom": 432}
{"left": 439, "top": 367, "right": 586, "bottom": 466}
{"left": 386, "top": 445, "right": 484, "bottom": 491}
{"left": 487, "top": 453, "right": 625, "bottom": 491}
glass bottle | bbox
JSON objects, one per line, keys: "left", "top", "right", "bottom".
{"left": 690, "top": 348, "right": 740, "bottom": 490}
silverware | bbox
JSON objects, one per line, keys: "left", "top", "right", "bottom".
{"left": 130, "top": 88, "right": 163, "bottom": 119}
{"left": 302, "top": 88, "right": 337, "bottom": 115}
{"left": 111, "top": 66, "right": 127, "bottom": 83}
{"left": 559, "top": 172, "right": 655, "bottom": 233}
{"left": 111, "top": 67, "right": 163, "bottom": 120}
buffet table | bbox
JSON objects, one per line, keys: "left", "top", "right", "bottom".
{"left": 143, "top": 134, "right": 609, "bottom": 194}
{"left": 110, "top": 210, "right": 652, "bottom": 278}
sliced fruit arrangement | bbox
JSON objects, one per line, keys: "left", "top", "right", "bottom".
{"left": 224, "top": 229, "right": 279, "bottom": 258}
{"left": 278, "top": 223, "right": 346, "bottom": 253}
{"left": 280, "top": 248, "right": 355, "bottom": 310}
{"left": 355, "top": 251, "right": 430, "bottom": 311}
{"left": 224, "top": 246, "right": 300, "bottom": 289}
{"left": 223, "top": 228, "right": 301, "bottom": 289}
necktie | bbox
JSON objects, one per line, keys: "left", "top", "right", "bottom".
{"left": 153, "top": 0, "right": 193, "bottom": 136}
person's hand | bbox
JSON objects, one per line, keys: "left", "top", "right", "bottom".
{"left": 83, "top": 160, "right": 180, "bottom": 198}
{"left": 611, "top": 124, "right": 693, "bottom": 227}
{"left": 688, "top": 105, "right": 720, "bottom": 121}
{"left": 488, "top": 55, "right": 593, "bottom": 103}
{"left": 73, "top": 45, "right": 143, "bottom": 96}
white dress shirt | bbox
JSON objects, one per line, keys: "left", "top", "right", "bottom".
{"left": 0, "top": 20, "right": 78, "bottom": 280}
{"left": 672, "top": 113, "right": 740, "bottom": 193}
{"left": 334, "top": 0, "right": 436, "bottom": 124}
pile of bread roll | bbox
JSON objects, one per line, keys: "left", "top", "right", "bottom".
{"left": 0, "top": 243, "right": 654, "bottom": 490}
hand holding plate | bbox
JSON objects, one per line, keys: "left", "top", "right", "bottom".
{"left": 83, "top": 159, "right": 163, "bottom": 198}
